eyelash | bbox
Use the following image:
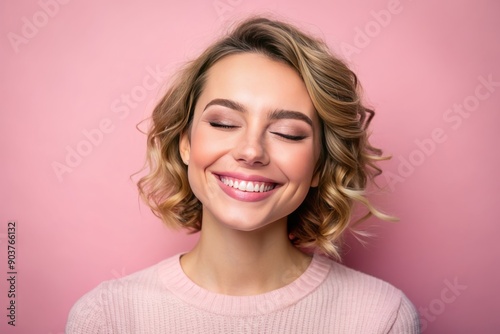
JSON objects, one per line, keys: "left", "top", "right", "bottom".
{"left": 270, "top": 132, "right": 306, "bottom": 141}
{"left": 209, "top": 122, "right": 306, "bottom": 141}
{"left": 209, "top": 122, "right": 237, "bottom": 129}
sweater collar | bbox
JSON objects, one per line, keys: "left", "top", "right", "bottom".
{"left": 159, "top": 252, "right": 332, "bottom": 316}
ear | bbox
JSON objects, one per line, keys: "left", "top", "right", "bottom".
{"left": 179, "top": 131, "right": 191, "bottom": 165}
{"left": 310, "top": 170, "right": 320, "bottom": 187}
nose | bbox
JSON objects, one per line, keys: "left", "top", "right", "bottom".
{"left": 232, "top": 131, "right": 269, "bottom": 167}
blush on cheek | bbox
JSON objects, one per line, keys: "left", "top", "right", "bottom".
{"left": 187, "top": 159, "right": 219, "bottom": 203}
{"left": 273, "top": 147, "right": 316, "bottom": 175}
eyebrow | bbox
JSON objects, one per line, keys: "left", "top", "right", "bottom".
{"left": 203, "top": 98, "right": 313, "bottom": 127}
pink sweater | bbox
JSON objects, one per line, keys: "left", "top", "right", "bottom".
{"left": 66, "top": 253, "right": 420, "bottom": 333}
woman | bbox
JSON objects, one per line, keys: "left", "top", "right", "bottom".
{"left": 67, "top": 17, "right": 420, "bottom": 333}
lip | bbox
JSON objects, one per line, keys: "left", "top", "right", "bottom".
{"left": 214, "top": 172, "right": 279, "bottom": 184}
{"left": 213, "top": 172, "right": 281, "bottom": 202}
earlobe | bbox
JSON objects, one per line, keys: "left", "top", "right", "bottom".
{"left": 311, "top": 171, "right": 320, "bottom": 187}
{"left": 179, "top": 132, "right": 191, "bottom": 165}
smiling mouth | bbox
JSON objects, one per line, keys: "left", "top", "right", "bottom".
{"left": 219, "top": 176, "right": 277, "bottom": 193}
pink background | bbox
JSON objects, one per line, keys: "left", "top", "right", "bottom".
{"left": 1, "top": 0, "right": 499, "bottom": 333}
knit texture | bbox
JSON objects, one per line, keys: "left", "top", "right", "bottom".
{"left": 66, "top": 253, "right": 420, "bottom": 333}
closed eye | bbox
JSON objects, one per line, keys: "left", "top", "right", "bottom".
{"left": 209, "top": 122, "right": 237, "bottom": 129}
{"left": 270, "top": 132, "right": 306, "bottom": 141}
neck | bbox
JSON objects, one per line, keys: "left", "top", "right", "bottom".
{"left": 180, "top": 217, "right": 312, "bottom": 296}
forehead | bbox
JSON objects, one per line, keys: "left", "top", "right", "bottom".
{"left": 198, "top": 53, "right": 317, "bottom": 120}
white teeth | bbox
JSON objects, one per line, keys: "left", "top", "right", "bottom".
{"left": 220, "top": 176, "right": 275, "bottom": 193}
{"left": 246, "top": 182, "right": 254, "bottom": 192}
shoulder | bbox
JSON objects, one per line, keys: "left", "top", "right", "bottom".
{"left": 314, "top": 256, "right": 420, "bottom": 333}
{"left": 66, "top": 255, "right": 179, "bottom": 334}
{"left": 325, "top": 259, "right": 404, "bottom": 300}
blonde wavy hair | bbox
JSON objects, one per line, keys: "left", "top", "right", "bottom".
{"left": 138, "top": 17, "right": 392, "bottom": 259}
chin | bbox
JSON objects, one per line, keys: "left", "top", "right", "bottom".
{"left": 219, "top": 215, "right": 287, "bottom": 233}
{"left": 221, "top": 220, "right": 269, "bottom": 232}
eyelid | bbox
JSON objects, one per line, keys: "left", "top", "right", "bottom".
{"left": 203, "top": 109, "right": 242, "bottom": 127}
{"left": 270, "top": 131, "right": 307, "bottom": 141}
{"left": 269, "top": 121, "right": 310, "bottom": 141}
{"left": 209, "top": 121, "right": 238, "bottom": 129}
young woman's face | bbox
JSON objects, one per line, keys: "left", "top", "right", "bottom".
{"left": 180, "top": 53, "right": 321, "bottom": 232}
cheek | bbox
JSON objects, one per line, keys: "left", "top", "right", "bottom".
{"left": 189, "top": 127, "right": 218, "bottom": 163}
{"left": 270, "top": 144, "right": 317, "bottom": 181}
{"left": 187, "top": 127, "right": 234, "bottom": 202}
